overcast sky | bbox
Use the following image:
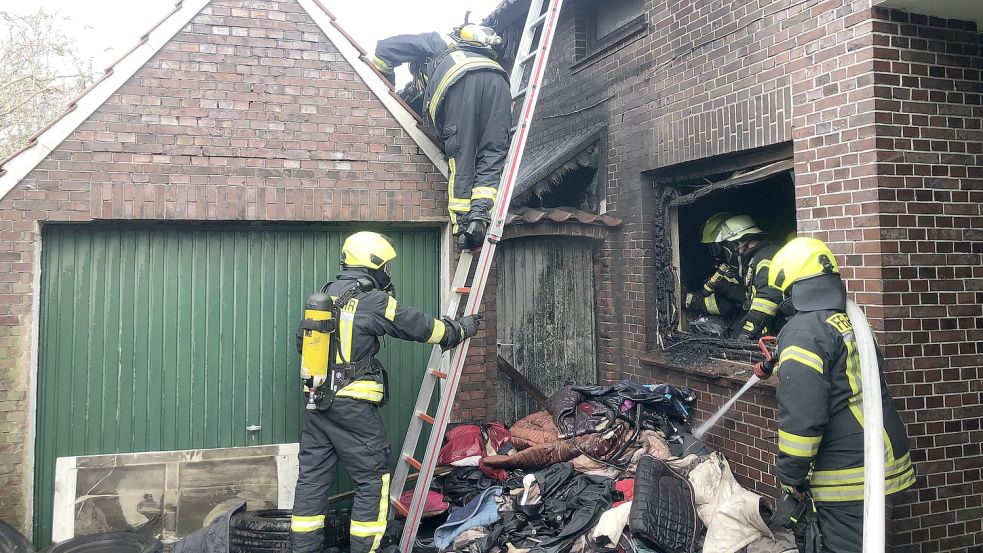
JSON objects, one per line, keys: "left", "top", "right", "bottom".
{"left": 4, "top": 0, "right": 504, "bottom": 84}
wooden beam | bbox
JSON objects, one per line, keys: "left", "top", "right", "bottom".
{"left": 496, "top": 354, "right": 548, "bottom": 407}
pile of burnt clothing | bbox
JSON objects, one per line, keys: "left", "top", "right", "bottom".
{"left": 408, "top": 382, "right": 791, "bottom": 553}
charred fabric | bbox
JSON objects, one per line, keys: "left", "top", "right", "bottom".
{"left": 398, "top": 379, "right": 796, "bottom": 553}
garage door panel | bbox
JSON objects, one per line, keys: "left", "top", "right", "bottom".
{"left": 36, "top": 224, "right": 439, "bottom": 543}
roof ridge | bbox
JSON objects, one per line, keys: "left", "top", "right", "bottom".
{"left": 0, "top": 0, "right": 448, "bottom": 201}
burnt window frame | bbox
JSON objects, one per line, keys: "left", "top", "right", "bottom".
{"left": 645, "top": 144, "right": 797, "bottom": 367}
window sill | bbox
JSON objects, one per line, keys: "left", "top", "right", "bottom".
{"left": 572, "top": 15, "right": 647, "bottom": 75}
{"left": 638, "top": 352, "right": 777, "bottom": 390}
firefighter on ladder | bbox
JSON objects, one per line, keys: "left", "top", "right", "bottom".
{"left": 756, "top": 237, "right": 915, "bottom": 552}
{"left": 291, "top": 231, "right": 481, "bottom": 553}
{"left": 372, "top": 24, "right": 510, "bottom": 250}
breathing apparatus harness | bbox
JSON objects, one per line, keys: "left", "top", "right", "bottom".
{"left": 298, "top": 275, "right": 386, "bottom": 410}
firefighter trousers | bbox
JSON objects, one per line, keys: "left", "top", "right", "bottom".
{"left": 436, "top": 70, "right": 511, "bottom": 233}
{"left": 291, "top": 397, "right": 391, "bottom": 553}
{"left": 814, "top": 502, "right": 863, "bottom": 553}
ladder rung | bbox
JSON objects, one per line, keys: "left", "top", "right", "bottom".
{"left": 429, "top": 369, "right": 448, "bottom": 379}
{"left": 417, "top": 411, "right": 435, "bottom": 424}
{"left": 391, "top": 499, "right": 409, "bottom": 517}
{"left": 517, "top": 50, "right": 537, "bottom": 66}
{"left": 530, "top": 12, "right": 548, "bottom": 29}
{"left": 512, "top": 88, "right": 528, "bottom": 101}
{"left": 454, "top": 286, "right": 471, "bottom": 294}
{"left": 404, "top": 454, "right": 423, "bottom": 471}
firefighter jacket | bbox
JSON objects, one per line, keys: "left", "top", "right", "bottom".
{"left": 774, "top": 275, "right": 915, "bottom": 503}
{"left": 738, "top": 243, "right": 783, "bottom": 337}
{"left": 373, "top": 32, "right": 507, "bottom": 123}
{"left": 298, "top": 270, "right": 461, "bottom": 404}
{"left": 691, "top": 263, "right": 744, "bottom": 317}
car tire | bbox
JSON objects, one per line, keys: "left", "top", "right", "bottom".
{"left": 229, "top": 510, "right": 291, "bottom": 534}
{"left": 39, "top": 532, "right": 162, "bottom": 553}
{"left": 0, "top": 520, "right": 35, "bottom": 553}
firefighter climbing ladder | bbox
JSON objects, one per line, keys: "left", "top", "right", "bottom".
{"left": 388, "top": 0, "right": 565, "bottom": 549}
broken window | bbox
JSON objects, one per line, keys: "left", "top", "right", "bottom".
{"left": 512, "top": 125, "right": 607, "bottom": 214}
{"left": 649, "top": 153, "right": 797, "bottom": 363}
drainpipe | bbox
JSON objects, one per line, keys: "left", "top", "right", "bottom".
{"left": 845, "top": 300, "right": 885, "bottom": 553}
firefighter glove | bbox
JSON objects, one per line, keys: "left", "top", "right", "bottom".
{"left": 457, "top": 219, "right": 488, "bottom": 251}
{"left": 441, "top": 314, "right": 482, "bottom": 350}
{"left": 458, "top": 314, "right": 482, "bottom": 338}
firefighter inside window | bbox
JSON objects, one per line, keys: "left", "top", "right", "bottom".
{"left": 677, "top": 173, "right": 796, "bottom": 340}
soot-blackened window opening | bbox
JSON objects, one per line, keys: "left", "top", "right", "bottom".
{"left": 674, "top": 171, "right": 797, "bottom": 337}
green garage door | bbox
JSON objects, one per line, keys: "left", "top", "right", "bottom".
{"left": 35, "top": 224, "right": 441, "bottom": 543}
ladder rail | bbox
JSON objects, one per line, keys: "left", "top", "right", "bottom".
{"left": 388, "top": 252, "right": 473, "bottom": 504}
{"left": 396, "top": 0, "right": 566, "bottom": 549}
{"left": 509, "top": 0, "right": 549, "bottom": 96}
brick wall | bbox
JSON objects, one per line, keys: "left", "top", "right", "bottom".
{"left": 866, "top": 10, "right": 981, "bottom": 550}
{"left": 791, "top": 3, "right": 982, "bottom": 550}
{"left": 0, "top": 0, "right": 445, "bottom": 529}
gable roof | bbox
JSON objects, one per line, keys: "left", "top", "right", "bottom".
{"left": 0, "top": 0, "right": 447, "bottom": 202}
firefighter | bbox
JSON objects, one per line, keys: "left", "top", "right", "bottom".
{"left": 684, "top": 212, "right": 744, "bottom": 319}
{"left": 759, "top": 237, "right": 914, "bottom": 553}
{"left": 372, "top": 24, "right": 511, "bottom": 250}
{"left": 291, "top": 231, "right": 481, "bottom": 553}
{"left": 704, "top": 214, "right": 784, "bottom": 340}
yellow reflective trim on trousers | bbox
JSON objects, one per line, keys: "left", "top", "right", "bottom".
{"left": 350, "top": 521, "right": 387, "bottom": 537}
{"left": 750, "top": 297, "right": 779, "bottom": 315}
{"left": 471, "top": 186, "right": 498, "bottom": 201}
{"left": 373, "top": 473, "right": 391, "bottom": 550}
{"left": 778, "top": 430, "right": 821, "bottom": 457}
{"left": 811, "top": 452, "right": 912, "bottom": 486}
{"left": 291, "top": 514, "right": 325, "bottom": 532}
{"left": 779, "top": 346, "right": 824, "bottom": 374}
{"left": 705, "top": 294, "right": 720, "bottom": 316}
{"left": 447, "top": 158, "right": 467, "bottom": 231}
{"left": 811, "top": 467, "right": 916, "bottom": 502}
{"left": 427, "top": 319, "right": 446, "bottom": 344}
{"left": 429, "top": 58, "right": 505, "bottom": 120}
{"left": 384, "top": 296, "right": 397, "bottom": 321}
{"left": 348, "top": 474, "right": 390, "bottom": 550}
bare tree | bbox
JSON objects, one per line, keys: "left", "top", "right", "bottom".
{"left": 1, "top": 9, "right": 94, "bottom": 161}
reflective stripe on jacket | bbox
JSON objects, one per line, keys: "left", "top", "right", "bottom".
{"left": 775, "top": 309, "right": 915, "bottom": 502}
{"left": 740, "top": 244, "right": 783, "bottom": 336}
{"left": 373, "top": 32, "right": 507, "bottom": 122}
{"left": 307, "top": 270, "right": 448, "bottom": 404}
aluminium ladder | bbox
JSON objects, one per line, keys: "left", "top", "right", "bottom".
{"left": 389, "top": 0, "right": 565, "bottom": 549}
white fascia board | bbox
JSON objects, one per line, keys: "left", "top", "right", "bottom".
{"left": 0, "top": 0, "right": 212, "bottom": 202}
{"left": 296, "top": 0, "right": 449, "bottom": 178}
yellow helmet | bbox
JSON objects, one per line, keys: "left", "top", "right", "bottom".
{"left": 340, "top": 232, "right": 397, "bottom": 270}
{"left": 710, "top": 214, "right": 764, "bottom": 243}
{"left": 768, "top": 237, "right": 839, "bottom": 292}
{"left": 701, "top": 212, "right": 734, "bottom": 243}
{"left": 456, "top": 24, "right": 502, "bottom": 47}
